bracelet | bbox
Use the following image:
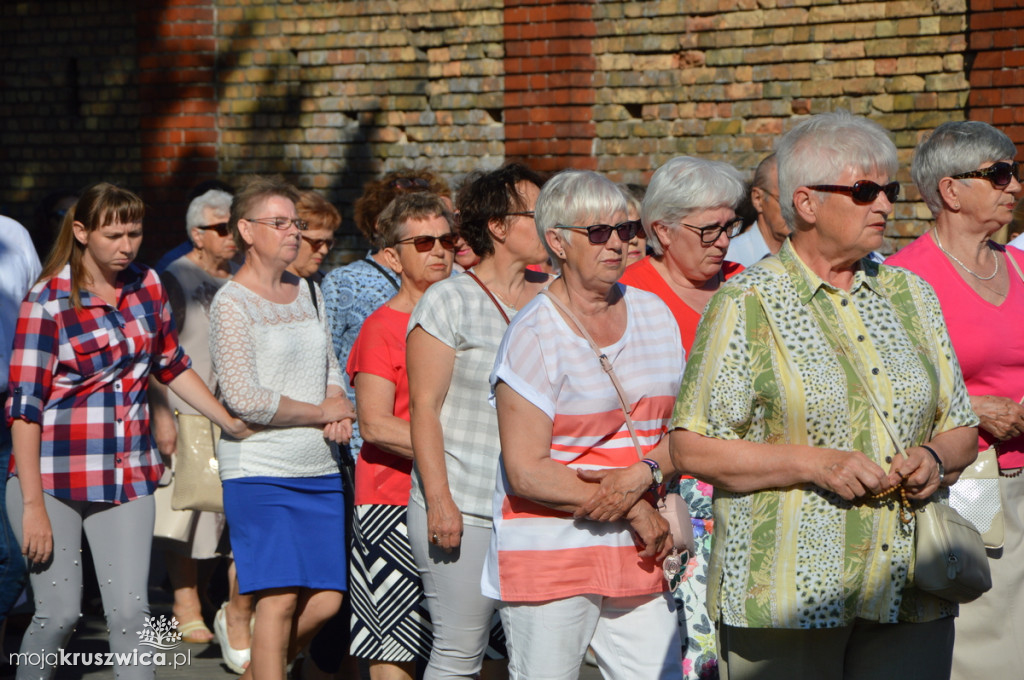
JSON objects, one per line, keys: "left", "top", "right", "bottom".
{"left": 921, "top": 444, "right": 945, "bottom": 485}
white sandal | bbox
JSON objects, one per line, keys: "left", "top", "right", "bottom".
{"left": 213, "top": 602, "right": 251, "bottom": 674}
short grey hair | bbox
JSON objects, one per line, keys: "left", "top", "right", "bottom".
{"left": 641, "top": 156, "right": 746, "bottom": 256}
{"left": 535, "top": 170, "right": 627, "bottom": 262}
{"left": 775, "top": 110, "right": 898, "bottom": 227}
{"left": 752, "top": 154, "right": 778, "bottom": 192}
{"left": 912, "top": 121, "right": 1017, "bottom": 217}
{"left": 185, "top": 189, "right": 233, "bottom": 242}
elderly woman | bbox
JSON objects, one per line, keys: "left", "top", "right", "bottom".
{"left": 406, "top": 162, "right": 548, "bottom": 678}
{"left": 347, "top": 192, "right": 454, "bottom": 680}
{"left": 289, "top": 190, "right": 340, "bottom": 284}
{"left": 670, "top": 111, "right": 979, "bottom": 680}
{"left": 886, "top": 121, "right": 1024, "bottom": 680}
{"left": 618, "top": 183, "right": 649, "bottom": 266}
{"left": 6, "top": 182, "right": 249, "bottom": 680}
{"left": 620, "top": 157, "right": 746, "bottom": 349}
{"left": 209, "top": 176, "right": 355, "bottom": 680}
{"left": 619, "top": 156, "right": 746, "bottom": 679}
{"left": 482, "top": 169, "right": 683, "bottom": 679}
{"left": 322, "top": 170, "right": 450, "bottom": 453}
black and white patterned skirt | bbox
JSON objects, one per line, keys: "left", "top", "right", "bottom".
{"left": 349, "top": 503, "right": 433, "bottom": 662}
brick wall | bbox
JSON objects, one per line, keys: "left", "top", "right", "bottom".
{"left": 1, "top": 0, "right": 1021, "bottom": 263}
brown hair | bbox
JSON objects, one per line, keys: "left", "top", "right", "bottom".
{"left": 456, "top": 162, "right": 544, "bottom": 259}
{"left": 229, "top": 175, "right": 301, "bottom": 250}
{"left": 353, "top": 168, "right": 450, "bottom": 246}
{"left": 377, "top": 193, "right": 453, "bottom": 248}
{"left": 40, "top": 182, "right": 145, "bottom": 310}
{"left": 295, "top": 190, "right": 342, "bottom": 232}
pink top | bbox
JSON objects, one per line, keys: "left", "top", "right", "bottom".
{"left": 887, "top": 236, "right": 1024, "bottom": 468}
{"left": 347, "top": 305, "right": 413, "bottom": 506}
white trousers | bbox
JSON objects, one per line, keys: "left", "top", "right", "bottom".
{"left": 499, "top": 591, "right": 683, "bottom": 680}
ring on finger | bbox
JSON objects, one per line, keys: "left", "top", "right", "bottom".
{"left": 432, "top": 533, "right": 439, "bottom": 544}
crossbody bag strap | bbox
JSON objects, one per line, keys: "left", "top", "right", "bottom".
{"left": 465, "top": 270, "right": 511, "bottom": 325}
{"left": 365, "top": 255, "right": 400, "bottom": 292}
{"left": 540, "top": 289, "right": 644, "bottom": 460}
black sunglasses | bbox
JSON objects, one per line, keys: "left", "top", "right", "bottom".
{"left": 558, "top": 219, "right": 642, "bottom": 245}
{"left": 680, "top": 216, "right": 744, "bottom": 245}
{"left": 808, "top": 181, "right": 900, "bottom": 204}
{"left": 393, "top": 233, "right": 457, "bottom": 252}
{"left": 198, "top": 222, "right": 231, "bottom": 236}
{"left": 301, "top": 235, "right": 335, "bottom": 251}
{"left": 950, "top": 161, "right": 1021, "bottom": 188}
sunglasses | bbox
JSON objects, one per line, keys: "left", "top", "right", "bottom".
{"left": 508, "top": 211, "right": 535, "bottom": 219}
{"left": 808, "top": 181, "right": 900, "bottom": 204}
{"left": 680, "top": 216, "right": 744, "bottom": 245}
{"left": 301, "top": 235, "right": 335, "bottom": 251}
{"left": 558, "top": 219, "right": 642, "bottom": 245}
{"left": 950, "top": 161, "right": 1021, "bottom": 188}
{"left": 198, "top": 222, "right": 231, "bottom": 236}
{"left": 393, "top": 233, "right": 457, "bottom": 252}
{"left": 390, "top": 177, "right": 432, "bottom": 191}
{"left": 245, "top": 216, "right": 309, "bottom": 231}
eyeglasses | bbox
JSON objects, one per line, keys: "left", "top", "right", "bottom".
{"left": 245, "top": 216, "right": 309, "bottom": 231}
{"left": 680, "top": 216, "right": 744, "bottom": 245}
{"left": 393, "top": 233, "right": 457, "bottom": 252}
{"left": 808, "top": 181, "right": 900, "bottom": 204}
{"left": 198, "top": 222, "right": 231, "bottom": 237}
{"left": 558, "top": 219, "right": 642, "bottom": 245}
{"left": 390, "top": 177, "right": 432, "bottom": 191}
{"left": 301, "top": 235, "right": 335, "bottom": 251}
{"left": 508, "top": 211, "right": 535, "bottom": 219}
{"left": 950, "top": 161, "right": 1021, "bottom": 188}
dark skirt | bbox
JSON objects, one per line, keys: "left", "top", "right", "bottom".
{"left": 349, "top": 503, "right": 432, "bottom": 661}
{"left": 223, "top": 474, "right": 346, "bottom": 594}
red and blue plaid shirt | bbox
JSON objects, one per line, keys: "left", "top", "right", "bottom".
{"left": 5, "top": 263, "right": 190, "bottom": 504}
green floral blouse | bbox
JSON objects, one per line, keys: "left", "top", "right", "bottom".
{"left": 672, "top": 241, "right": 978, "bottom": 629}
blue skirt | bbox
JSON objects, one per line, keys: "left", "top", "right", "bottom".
{"left": 223, "top": 474, "right": 346, "bottom": 594}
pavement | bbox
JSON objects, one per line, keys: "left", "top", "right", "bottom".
{"left": 1, "top": 602, "right": 603, "bottom": 679}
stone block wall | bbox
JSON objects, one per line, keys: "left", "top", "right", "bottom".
{"left": 1, "top": 0, "right": 1021, "bottom": 263}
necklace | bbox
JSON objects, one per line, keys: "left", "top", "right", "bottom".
{"left": 933, "top": 229, "right": 999, "bottom": 281}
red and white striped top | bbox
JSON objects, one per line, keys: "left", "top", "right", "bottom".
{"left": 482, "top": 285, "right": 684, "bottom": 602}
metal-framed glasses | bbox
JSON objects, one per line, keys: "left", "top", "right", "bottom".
{"left": 197, "top": 222, "right": 231, "bottom": 236}
{"left": 558, "top": 219, "right": 642, "bottom": 245}
{"left": 393, "top": 233, "right": 457, "bottom": 252}
{"left": 245, "top": 216, "right": 309, "bottom": 231}
{"left": 390, "top": 177, "right": 432, "bottom": 191}
{"left": 301, "top": 235, "right": 335, "bottom": 251}
{"left": 808, "top": 181, "right": 900, "bottom": 204}
{"left": 507, "top": 211, "right": 535, "bottom": 219}
{"left": 680, "top": 216, "right": 744, "bottom": 245}
{"left": 950, "top": 161, "right": 1021, "bottom": 188}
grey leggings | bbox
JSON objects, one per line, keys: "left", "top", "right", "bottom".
{"left": 7, "top": 478, "right": 155, "bottom": 680}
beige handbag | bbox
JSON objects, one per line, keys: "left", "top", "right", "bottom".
{"left": 540, "top": 290, "right": 695, "bottom": 582}
{"left": 171, "top": 412, "right": 224, "bottom": 513}
{"left": 948, "top": 445, "right": 1004, "bottom": 549}
{"left": 153, "top": 468, "right": 194, "bottom": 541}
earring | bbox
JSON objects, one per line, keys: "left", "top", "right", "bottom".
{"left": 558, "top": 251, "right": 566, "bottom": 258}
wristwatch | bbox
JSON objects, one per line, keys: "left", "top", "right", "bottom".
{"left": 922, "top": 445, "right": 945, "bottom": 485}
{"left": 641, "top": 458, "right": 663, "bottom": 490}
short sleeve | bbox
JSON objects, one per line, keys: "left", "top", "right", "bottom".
{"left": 491, "top": 318, "right": 557, "bottom": 419}
{"left": 409, "top": 277, "right": 461, "bottom": 349}
{"left": 347, "top": 312, "right": 400, "bottom": 388}
{"left": 209, "top": 290, "right": 281, "bottom": 424}
{"left": 671, "top": 286, "right": 757, "bottom": 440}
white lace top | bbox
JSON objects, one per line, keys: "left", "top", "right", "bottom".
{"left": 209, "top": 279, "right": 344, "bottom": 480}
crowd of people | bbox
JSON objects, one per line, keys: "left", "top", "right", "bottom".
{"left": 1, "top": 109, "right": 1022, "bottom": 680}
